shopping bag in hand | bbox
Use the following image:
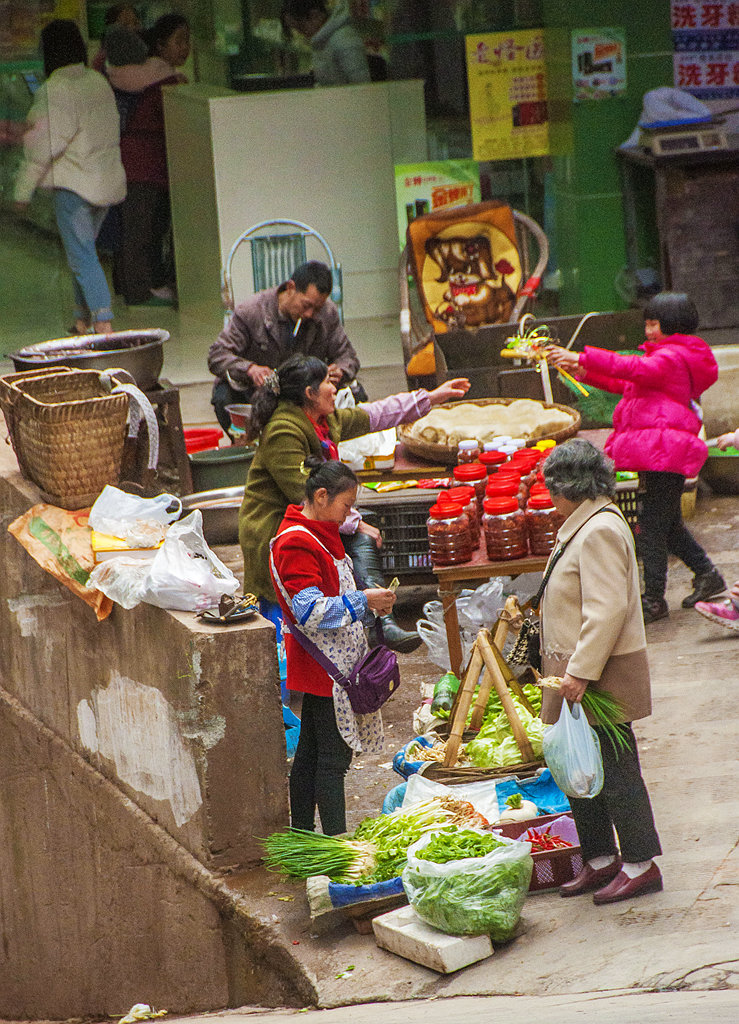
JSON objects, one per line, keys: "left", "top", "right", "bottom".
{"left": 542, "top": 700, "right": 604, "bottom": 799}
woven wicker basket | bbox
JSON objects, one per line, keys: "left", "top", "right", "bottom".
{"left": 1, "top": 368, "right": 129, "bottom": 509}
{"left": 398, "top": 397, "right": 581, "bottom": 465}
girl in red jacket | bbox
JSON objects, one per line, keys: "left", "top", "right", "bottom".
{"left": 547, "top": 293, "right": 724, "bottom": 623}
{"left": 270, "top": 458, "right": 396, "bottom": 834}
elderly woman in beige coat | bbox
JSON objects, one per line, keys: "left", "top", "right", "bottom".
{"left": 539, "top": 439, "right": 662, "bottom": 905}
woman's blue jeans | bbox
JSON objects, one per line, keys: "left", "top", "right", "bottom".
{"left": 53, "top": 188, "right": 113, "bottom": 323}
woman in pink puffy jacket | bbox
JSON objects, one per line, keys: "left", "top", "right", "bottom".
{"left": 546, "top": 293, "right": 724, "bottom": 624}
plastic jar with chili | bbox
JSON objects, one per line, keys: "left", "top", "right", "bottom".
{"left": 448, "top": 485, "right": 480, "bottom": 546}
{"left": 427, "top": 501, "right": 473, "bottom": 566}
{"left": 479, "top": 450, "right": 508, "bottom": 476}
{"left": 457, "top": 439, "right": 481, "bottom": 464}
{"left": 525, "top": 491, "right": 565, "bottom": 555}
{"left": 452, "top": 462, "right": 488, "bottom": 508}
{"left": 482, "top": 497, "right": 528, "bottom": 560}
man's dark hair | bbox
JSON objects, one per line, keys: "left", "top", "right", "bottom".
{"left": 643, "top": 292, "right": 699, "bottom": 336}
{"left": 291, "top": 260, "right": 333, "bottom": 296}
{"left": 41, "top": 19, "right": 87, "bottom": 77}
{"left": 104, "top": 4, "right": 138, "bottom": 27}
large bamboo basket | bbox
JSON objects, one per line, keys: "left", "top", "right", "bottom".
{"left": 1, "top": 368, "right": 129, "bottom": 509}
{"left": 398, "top": 397, "right": 581, "bottom": 465}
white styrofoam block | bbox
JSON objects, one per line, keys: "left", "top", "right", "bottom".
{"left": 372, "top": 904, "right": 493, "bottom": 974}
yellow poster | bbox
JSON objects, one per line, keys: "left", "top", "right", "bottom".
{"left": 0, "top": 1, "right": 84, "bottom": 65}
{"left": 466, "top": 29, "right": 550, "bottom": 162}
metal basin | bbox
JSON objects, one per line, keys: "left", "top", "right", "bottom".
{"left": 10, "top": 329, "right": 169, "bottom": 391}
{"left": 181, "top": 486, "right": 243, "bottom": 545}
{"left": 700, "top": 447, "right": 739, "bottom": 495}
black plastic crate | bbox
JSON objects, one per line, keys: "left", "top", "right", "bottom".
{"left": 359, "top": 490, "right": 437, "bottom": 575}
{"left": 614, "top": 480, "right": 642, "bottom": 531}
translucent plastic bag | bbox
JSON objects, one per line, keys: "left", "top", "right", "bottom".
{"left": 88, "top": 511, "right": 238, "bottom": 612}
{"left": 89, "top": 485, "right": 182, "bottom": 547}
{"left": 542, "top": 700, "right": 604, "bottom": 799}
{"left": 402, "top": 830, "right": 533, "bottom": 941}
{"left": 142, "top": 510, "right": 238, "bottom": 612}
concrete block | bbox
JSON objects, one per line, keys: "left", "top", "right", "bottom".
{"left": 372, "top": 904, "right": 493, "bottom": 973}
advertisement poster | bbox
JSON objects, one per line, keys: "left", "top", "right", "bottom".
{"left": 571, "top": 28, "right": 626, "bottom": 101}
{"left": 671, "top": 1, "right": 739, "bottom": 98}
{"left": 465, "top": 29, "right": 549, "bottom": 162}
{"left": 0, "top": 1, "right": 84, "bottom": 66}
{"left": 394, "top": 160, "right": 481, "bottom": 250}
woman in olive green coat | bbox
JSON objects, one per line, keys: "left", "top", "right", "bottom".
{"left": 239, "top": 354, "right": 469, "bottom": 646}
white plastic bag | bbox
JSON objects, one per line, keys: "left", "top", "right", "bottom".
{"left": 402, "top": 829, "right": 533, "bottom": 940}
{"left": 542, "top": 700, "right": 604, "bottom": 799}
{"left": 87, "top": 557, "right": 152, "bottom": 609}
{"left": 141, "top": 510, "right": 239, "bottom": 611}
{"left": 457, "top": 579, "right": 505, "bottom": 631}
{"left": 338, "top": 429, "right": 397, "bottom": 471}
{"left": 89, "top": 485, "right": 182, "bottom": 547}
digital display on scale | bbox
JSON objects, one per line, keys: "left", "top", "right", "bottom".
{"left": 659, "top": 134, "right": 700, "bottom": 151}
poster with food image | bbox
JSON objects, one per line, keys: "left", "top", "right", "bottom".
{"left": 0, "top": 1, "right": 84, "bottom": 65}
{"left": 466, "top": 29, "right": 550, "bottom": 161}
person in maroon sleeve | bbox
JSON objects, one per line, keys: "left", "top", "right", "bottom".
{"left": 113, "top": 13, "right": 190, "bottom": 306}
{"left": 546, "top": 292, "right": 723, "bottom": 623}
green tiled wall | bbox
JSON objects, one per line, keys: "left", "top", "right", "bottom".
{"left": 543, "top": 1, "right": 673, "bottom": 311}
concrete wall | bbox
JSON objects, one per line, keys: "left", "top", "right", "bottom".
{"left": 0, "top": 443, "right": 310, "bottom": 1017}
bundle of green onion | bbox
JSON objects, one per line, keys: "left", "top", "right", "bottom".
{"left": 580, "top": 688, "right": 632, "bottom": 756}
{"left": 261, "top": 829, "right": 377, "bottom": 883}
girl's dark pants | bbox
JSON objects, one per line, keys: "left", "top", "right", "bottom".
{"left": 289, "top": 692, "right": 352, "bottom": 835}
{"left": 638, "top": 471, "right": 712, "bottom": 600}
{"left": 569, "top": 724, "right": 662, "bottom": 863}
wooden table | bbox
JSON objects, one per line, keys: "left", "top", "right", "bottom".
{"left": 432, "top": 543, "right": 548, "bottom": 676}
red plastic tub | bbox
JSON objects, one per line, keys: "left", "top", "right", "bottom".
{"left": 184, "top": 427, "right": 223, "bottom": 454}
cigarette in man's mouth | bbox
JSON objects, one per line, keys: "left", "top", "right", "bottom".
{"left": 293, "top": 318, "right": 302, "bottom": 336}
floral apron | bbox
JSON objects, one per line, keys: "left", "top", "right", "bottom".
{"left": 270, "top": 525, "right": 384, "bottom": 754}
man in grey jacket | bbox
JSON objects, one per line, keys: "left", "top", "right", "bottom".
{"left": 208, "top": 260, "right": 360, "bottom": 431}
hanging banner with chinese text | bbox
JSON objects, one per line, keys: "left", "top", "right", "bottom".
{"left": 672, "top": 1, "right": 739, "bottom": 98}
{"left": 394, "top": 160, "right": 481, "bottom": 250}
{"left": 466, "top": 29, "right": 549, "bottom": 161}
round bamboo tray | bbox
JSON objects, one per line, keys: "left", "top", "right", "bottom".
{"left": 399, "top": 397, "right": 581, "bottom": 465}
{"left": 420, "top": 759, "right": 546, "bottom": 785}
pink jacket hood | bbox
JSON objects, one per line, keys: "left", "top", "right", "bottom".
{"left": 579, "top": 334, "right": 718, "bottom": 477}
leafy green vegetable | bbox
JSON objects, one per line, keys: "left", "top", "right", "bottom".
{"left": 403, "top": 840, "right": 533, "bottom": 941}
{"left": 466, "top": 704, "right": 544, "bottom": 768}
{"left": 581, "top": 689, "right": 633, "bottom": 758}
{"left": 416, "top": 830, "right": 504, "bottom": 864}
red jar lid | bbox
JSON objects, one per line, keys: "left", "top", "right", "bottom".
{"left": 479, "top": 450, "right": 508, "bottom": 467}
{"left": 429, "top": 501, "right": 465, "bottom": 518}
{"left": 453, "top": 462, "right": 487, "bottom": 482}
{"left": 494, "top": 468, "right": 522, "bottom": 483}
{"left": 527, "top": 492, "right": 555, "bottom": 509}
{"left": 448, "top": 485, "right": 476, "bottom": 503}
{"left": 484, "top": 497, "right": 519, "bottom": 514}
{"left": 529, "top": 481, "right": 549, "bottom": 495}
{"left": 486, "top": 479, "right": 519, "bottom": 496}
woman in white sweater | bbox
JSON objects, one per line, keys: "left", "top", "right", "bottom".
{"left": 14, "top": 20, "right": 126, "bottom": 335}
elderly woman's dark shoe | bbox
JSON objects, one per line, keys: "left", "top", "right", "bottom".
{"left": 681, "top": 567, "right": 726, "bottom": 608}
{"left": 592, "top": 863, "right": 663, "bottom": 904}
{"left": 560, "top": 857, "right": 622, "bottom": 897}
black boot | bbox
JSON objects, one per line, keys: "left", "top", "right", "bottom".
{"left": 642, "top": 595, "right": 669, "bottom": 623}
{"left": 342, "top": 530, "right": 422, "bottom": 654}
{"left": 681, "top": 567, "right": 726, "bottom": 608}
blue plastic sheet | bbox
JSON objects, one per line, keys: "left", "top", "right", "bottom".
{"left": 328, "top": 875, "right": 405, "bottom": 908}
{"left": 495, "top": 769, "right": 570, "bottom": 816}
{"left": 283, "top": 704, "right": 300, "bottom": 759}
{"left": 382, "top": 782, "right": 407, "bottom": 814}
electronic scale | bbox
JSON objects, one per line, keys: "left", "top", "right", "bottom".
{"left": 638, "top": 115, "right": 729, "bottom": 156}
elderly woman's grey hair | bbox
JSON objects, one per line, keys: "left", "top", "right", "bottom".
{"left": 543, "top": 438, "right": 616, "bottom": 502}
